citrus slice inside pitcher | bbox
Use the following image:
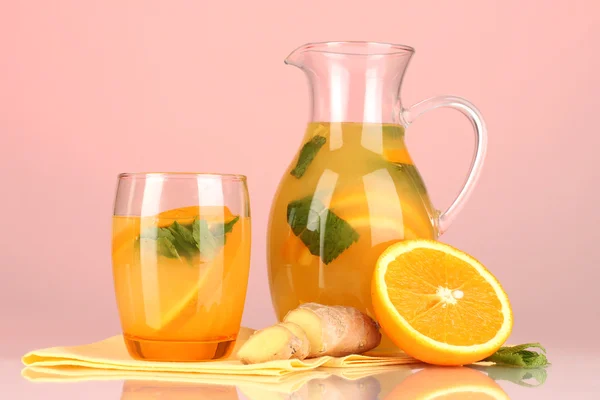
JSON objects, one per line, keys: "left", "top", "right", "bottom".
{"left": 331, "top": 189, "right": 433, "bottom": 239}
{"left": 372, "top": 240, "right": 513, "bottom": 366}
{"left": 280, "top": 189, "right": 432, "bottom": 267}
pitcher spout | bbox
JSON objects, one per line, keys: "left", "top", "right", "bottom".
{"left": 284, "top": 44, "right": 310, "bottom": 68}
{"left": 284, "top": 41, "right": 415, "bottom": 123}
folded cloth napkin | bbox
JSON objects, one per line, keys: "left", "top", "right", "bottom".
{"left": 22, "top": 327, "right": 419, "bottom": 381}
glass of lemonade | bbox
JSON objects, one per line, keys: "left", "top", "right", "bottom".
{"left": 112, "top": 173, "right": 251, "bottom": 361}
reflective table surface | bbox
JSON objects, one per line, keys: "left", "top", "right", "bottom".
{"left": 2, "top": 349, "right": 599, "bottom": 399}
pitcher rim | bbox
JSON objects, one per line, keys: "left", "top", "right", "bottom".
{"left": 287, "top": 41, "right": 415, "bottom": 59}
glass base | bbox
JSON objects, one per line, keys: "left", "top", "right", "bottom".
{"left": 124, "top": 334, "right": 237, "bottom": 362}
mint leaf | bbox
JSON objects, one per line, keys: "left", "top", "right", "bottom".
{"left": 167, "top": 221, "right": 197, "bottom": 258}
{"left": 482, "top": 343, "right": 549, "bottom": 368}
{"left": 138, "top": 215, "right": 239, "bottom": 262}
{"left": 287, "top": 196, "right": 359, "bottom": 264}
{"left": 193, "top": 219, "right": 219, "bottom": 260}
{"left": 169, "top": 221, "right": 195, "bottom": 246}
{"left": 290, "top": 135, "right": 326, "bottom": 178}
{"left": 211, "top": 216, "right": 240, "bottom": 244}
{"left": 155, "top": 236, "right": 180, "bottom": 259}
{"left": 221, "top": 215, "right": 240, "bottom": 235}
{"left": 141, "top": 226, "right": 175, "bottom": 241}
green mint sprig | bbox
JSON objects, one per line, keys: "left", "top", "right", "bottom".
{"left": 212, "top": 215, "right": 240, "bottom": 244}
{"left": 139, "top": 216, "right": 239, "bottom": 262}
{"left": 483, "top": 343, "right": 549, "bottom": 368}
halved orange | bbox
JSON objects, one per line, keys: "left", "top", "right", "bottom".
{"left": 372, "top": 240, "right": 513, "bottom": 366}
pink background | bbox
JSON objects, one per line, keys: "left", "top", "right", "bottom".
{"left": 1, "top": 0, "right": 599, "bottom": 357}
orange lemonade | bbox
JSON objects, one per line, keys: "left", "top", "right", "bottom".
{"left": 268, "top": 122, "right": 437, "bottom": 326}
{"left": 112, "top": 205, "right": 251, "bottom": 361}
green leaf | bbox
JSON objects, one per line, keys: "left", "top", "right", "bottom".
{"left": 141, "top": 226, "right": 172, "bottom": 241}
{"left": 155, "top": 236, "right": 180, "bottom": 259}
{"left": 222, "top": 215, "right": 240, "bottom": 235}
{"left": 138, "top": 215, "right": 238, "bottom": 262}
{"left": 193, "top": 218, "right": 220, "bottom": 260}
{"left": 287, "top": 196, "right": 359, "bottom": 264}
{"left": 482, "top": 343, "right": 549, "bottom": 368}
{"left": 290, "top": 135, "right": 327, "bottom": 178}
{"left": 169, "top": 221, "right": 195, "bottom": 246}
{"left": 211, "top": 216, "right": 240, "bottom": 245}
{"left": 167, "top": 221, "right": 197, "bottom": 258}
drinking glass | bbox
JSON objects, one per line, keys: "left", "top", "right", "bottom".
{"left": 112, "top": 173, "right": 251, "bottom": 361}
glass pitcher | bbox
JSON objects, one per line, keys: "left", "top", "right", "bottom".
{"left": 267, "top": 42, "right": 487, "bottom": 340}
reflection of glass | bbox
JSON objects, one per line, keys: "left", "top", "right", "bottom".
{"left": 112, "top": 173, "right": 251, "bottom": 361}
{"left": 120, "top": 380, "right": 239, "bottom": 400}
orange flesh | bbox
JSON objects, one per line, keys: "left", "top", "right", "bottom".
{"left": 384, "top": 248, "right": 504, "bottom": 346}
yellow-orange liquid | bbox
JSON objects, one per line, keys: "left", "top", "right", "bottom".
{"left": 268, "top": 122, "right": 437, "bottom": 351}
{"left": 112, "top": 206, "right": 251, "bottom": 361}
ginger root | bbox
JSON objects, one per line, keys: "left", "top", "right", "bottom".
{"left": 237, "top": 324, "right": 304, "bottom": 364}
{"left": 237, "top": 303, "right": 381, "bottom": 364}
{"left": 278, "top": 321, "right": 311, "bottom": 359}
{"left": 284, "top": 303, "right": 381, "bottom": 357}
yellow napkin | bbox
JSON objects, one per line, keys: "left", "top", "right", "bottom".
{"left": 22, "top": 327, "right": 419, "bottom": 381}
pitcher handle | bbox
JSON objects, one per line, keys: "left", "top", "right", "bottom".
{"left": 402, "top": 96, "right": 488, "bottom": 235}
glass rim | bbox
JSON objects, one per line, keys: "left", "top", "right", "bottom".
{"left": 291, "top": 41, "right": 415, "bottom": 57}
{"left": 117, "top": 172, "right": 247, "bottom": 181}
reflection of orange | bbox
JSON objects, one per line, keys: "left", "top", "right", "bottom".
{"left": 121, "top": 380, "right": 239, "bottom": 400}
{"left": 385, "top": 367, "right": 510, "bottom": 400}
